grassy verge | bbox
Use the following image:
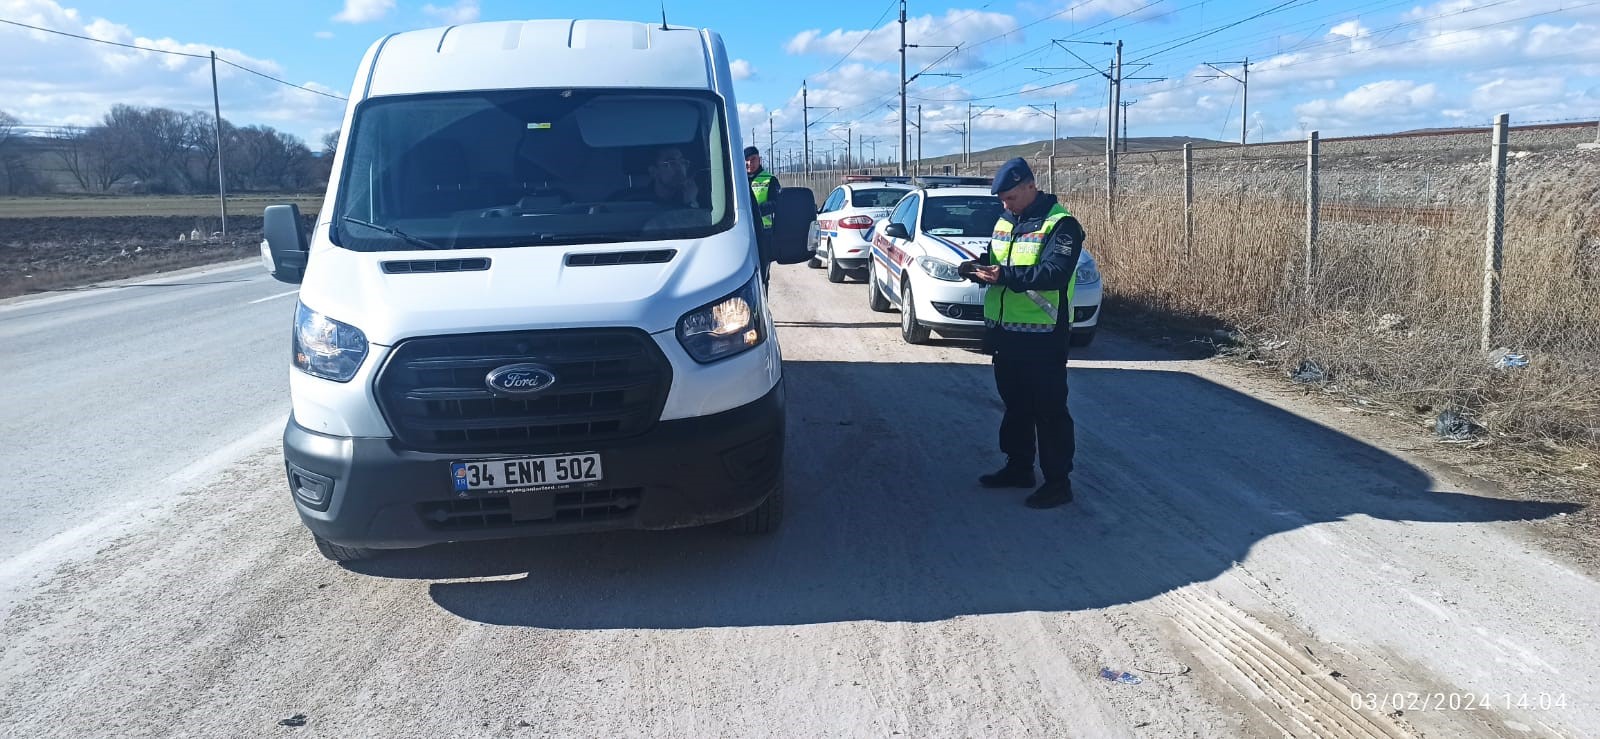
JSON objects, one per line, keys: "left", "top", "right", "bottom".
{"left": 1077, "top": 151, "right": 1600, "bottom": 487}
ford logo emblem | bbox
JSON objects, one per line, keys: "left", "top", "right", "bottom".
{"left": 485, "top": 363, "right": 558, "bottom": 396}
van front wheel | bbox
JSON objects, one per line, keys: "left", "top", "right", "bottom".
{"left": 728, "top": 486, "right": 784, "bottom": 534}
{"left": 313, "top": 533, "right": 376, "bottom": 563}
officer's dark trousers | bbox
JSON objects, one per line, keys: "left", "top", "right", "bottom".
{"left": 993, "top": 359, "right": 1075, "bottom": 482}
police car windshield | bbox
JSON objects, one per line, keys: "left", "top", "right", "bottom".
{"left": 922, "top": 196, "right": 1004, "bottom": 238}
{"left": 853, "top": 188, "right": 908, "bottom": 208}
{"left": 332, "top": 89, "right": 735, "bottom": 251}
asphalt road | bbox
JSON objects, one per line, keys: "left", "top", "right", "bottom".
{"left": 0, "top": 260, "right": 1595, "bottom": 738}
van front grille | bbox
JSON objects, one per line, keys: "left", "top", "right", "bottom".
{"left": 376, "top": 329, "right": 671, "bottom": 453}
{"left": 418, "top": 488, "right": 642, "bottom": 530}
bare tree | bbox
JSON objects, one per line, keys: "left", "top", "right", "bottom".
{"left": 100, "top": 104, "right": 191, "bottom": 192}
{"left": 52, "top": 127, "right": 96, "bottom": 192}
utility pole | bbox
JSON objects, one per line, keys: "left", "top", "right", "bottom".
{"left": 800, "top": 81, "right": 839, "bottom": 178}
{"left": 1119, "top": 99, "right": 1137, "bottom": 152}
{"left": 1200, "top": 58, "right": 1250, "bottom": 145}
{"left": 966, "top": 104, "right": 996, "bottom": 166}
{"left": 1028, "top": 102, "right": 1058, "bottom": 191}
{"left": 802, "top": 80, "right": 810, "bottom": 177}
{"left": 209, "top": 51, "right": 227, "bottom": 237}
{"left": 917, "top": 105, "right": 923, "bottom": 175}
{"left": 768, "top": 115, "right": 775, "bottom": 160}
{"left": 898, "top": 0, "right": 908, "bottom": 176}
{"left": 1111, "top": 39, "right": 1123, "bottom": 160}
{"left": 1029, "top": 40, "right": 1118, "bottom": 218}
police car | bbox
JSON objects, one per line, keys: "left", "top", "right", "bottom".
{"left": 866, "top": 177, "right": 1102, "bottom": 346}
{"left": 808, "top": 175, "right": 913, "bottom": 283}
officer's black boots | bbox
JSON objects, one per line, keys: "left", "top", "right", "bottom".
{"left": 979, "top": 464, "right": 1035, "bottom": 489}
{"left": 1025, "top": 479, "right": 1073, "bottom": 509}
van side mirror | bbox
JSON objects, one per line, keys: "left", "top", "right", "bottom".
{"left": 884, "top": 222, "right": 911, "bottom": 241}
{"left": 769, "top": 188, "right": 816, "bottom": 265}
{"left": 262, "top": 204, "right": 309, "bottom": 284}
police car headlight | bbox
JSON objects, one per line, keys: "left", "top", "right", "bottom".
{"left": 677, "top": 274, "right": 766, "bottom": 363}
{"left": 293, "top": 302, "right": 368, "bottom": 382}
{"left": 1075, "top": 259, "right": 1101, "bottom": 286}
{"left": 916, "top": 256, "right": 964, "bottom": 282}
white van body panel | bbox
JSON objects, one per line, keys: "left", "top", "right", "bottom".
{"left": 287, "top": 19, "right": 782, "bottom": 440}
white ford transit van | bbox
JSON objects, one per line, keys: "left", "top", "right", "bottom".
{"left": 259, "top": 19, "right": 815, "bottom": 562}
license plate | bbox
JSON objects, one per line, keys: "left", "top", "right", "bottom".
{"left": 450, "top": 453, "right": 603, "bottom": 494}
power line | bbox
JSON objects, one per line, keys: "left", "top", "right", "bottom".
{"left": 0, "top": 17, "right": 209, "bottom": 58}
{"left": 813, "top": 0, "right": 901, "bottom": 77}
{"left": 215, "top": 58, "right": 346, "bottom": 102}
{"left": 0, "top": 16, "right": 347, "bottom": 102}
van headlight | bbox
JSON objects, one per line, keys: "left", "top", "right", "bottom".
{"left": 916, "top": 256, "right": 963, "bottom": 282}
{"left": 293, "top": 302, "right": 369, "bottom": 382}
{"left": 677, "top": 275, "right": 766, "bottom": 363}
{"left": 1075, "top": 259, "right": 1101, "bottom": 286}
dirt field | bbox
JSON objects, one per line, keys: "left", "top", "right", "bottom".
{"left": 0, "top": 194, "right": 321, "bottom": 219}
{"left": 0, "top": 214, "right": 312, "bottom": 299}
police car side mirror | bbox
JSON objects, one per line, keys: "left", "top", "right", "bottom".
{"left": 884, "top": 222, "right": 911, "bottom": 241}
{"left": 770, "top": 188, "right": 817, "bottom": 265}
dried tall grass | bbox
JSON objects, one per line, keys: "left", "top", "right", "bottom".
{"left": 1063, "top": 151, "right": 1600, "bottom": 456}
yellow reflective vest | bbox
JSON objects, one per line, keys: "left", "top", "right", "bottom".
{"left": 983, "top": 202, "right": 1076, "bottom": 332}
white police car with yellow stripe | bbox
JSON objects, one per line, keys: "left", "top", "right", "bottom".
{"left": 866, "top": 183, "right": 1102, "bottom": 346}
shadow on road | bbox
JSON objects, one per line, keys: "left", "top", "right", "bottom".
{"left": 348, "top": 360, "right": 1580, "bottom": 628}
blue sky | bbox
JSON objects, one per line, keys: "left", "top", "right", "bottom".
{"left": 2, "top": 0, "right": 1597, "bottom": 162}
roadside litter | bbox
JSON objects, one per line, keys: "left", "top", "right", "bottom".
{"left": 1489, "top": 348, "right": 1529, "bottom": 369}
{"left": 1099, "top": 668, "right": 1142, "bottom": 685}
{"left": 1290, "top": 360, "right": 1330, "bottom": 384}
{"left": 1435, "top": 409, "right": 1485, "bottom": 441}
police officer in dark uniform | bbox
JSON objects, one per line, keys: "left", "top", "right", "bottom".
{"left": 958, "top": 158, "right": 1086, "bottom": 509}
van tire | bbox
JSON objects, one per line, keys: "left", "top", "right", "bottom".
{"left": 313, "top": 533, "right": 376, "bottom": 563}
{"left": 728, "top": 487, "right": 784, "bottom": 534}
{"left": 868, "top": 260, "right": 893, "bottom": 313}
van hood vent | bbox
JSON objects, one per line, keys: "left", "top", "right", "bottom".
{"left": 381, "top": 258, "right": 492, "bottom": 274}
{"left": 565, "top": 250, "right": 677, "bottom": 267}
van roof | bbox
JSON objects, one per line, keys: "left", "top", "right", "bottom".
{"left": 363, "top": 20, "right": 720, "bottom": 99}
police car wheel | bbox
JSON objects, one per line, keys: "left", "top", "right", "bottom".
{"left": 313, "top": 533, "right": 376, "bottom": 563}
{"left": 867, "top": 260, "right": 892, "bottom": 312}
{"left": 826, "top": 243, "right": 847, "bottom": 284}
{"left": 900, "top": 280, "right": 931, "bottom": 345}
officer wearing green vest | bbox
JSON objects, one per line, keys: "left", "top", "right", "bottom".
{"left": 957, "top": 157, "right": 1086, "bottom": 509}
{"left": 745, "top": 146, "right": 780, "bottom": 230}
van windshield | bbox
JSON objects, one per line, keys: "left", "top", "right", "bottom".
{"left": 332, "top": 89, "right": 735, "bottom": 251}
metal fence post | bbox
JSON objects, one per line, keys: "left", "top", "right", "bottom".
{"left": 1481, "top": 113, "right": 1509, "bottom": 353}
{"left": 1182, "top": 143, "right": 1193, "bottom": 255}
{"left": 1305, "top": 131, "right": 1319, "bottom": 286}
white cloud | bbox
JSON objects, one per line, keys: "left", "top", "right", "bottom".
{"left": 737, "top": 102, "right": 767, "bottom": 119}
{"left": 730, "top": 58, "right": 756, "bottom": 81}
{"left": 422, "top": 0, "right": 481, "bottom": 25}
{"left": 786, "top": 8, "right": 1023, "bottom": 69}
{"left": 0, "top": 0, "right": 342, "bottom": 143}
{"left": 1471, "top": 76, "right": 1566, "bottom": 110}
{"left": 333, "top": 0, "right": 395, "bottom": 24}
{"left": 1019, "top": 82, "right": 1079, "bottom": 100}
{"left": 1291, "top": 80, "right": 1444, "bottom": 133}
{"left": 314, "top": 31, "right": 335, "bottom": 40}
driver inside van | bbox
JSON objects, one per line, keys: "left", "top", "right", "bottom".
{"left": 612, "top": 144, "right": 701, "bottom": 208}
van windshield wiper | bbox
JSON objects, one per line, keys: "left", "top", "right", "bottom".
{"left": 340, "top": 216, "right": 450, "bottom": 251}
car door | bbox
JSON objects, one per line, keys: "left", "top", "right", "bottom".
{"left": 883, "top": 194, "right": 920, "bottom": 301}
{"left": 872, "top": 194, "right": 913, "bottom": 294}
{"left": 810, "top": 187, "right": 844, "bottom": 252}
